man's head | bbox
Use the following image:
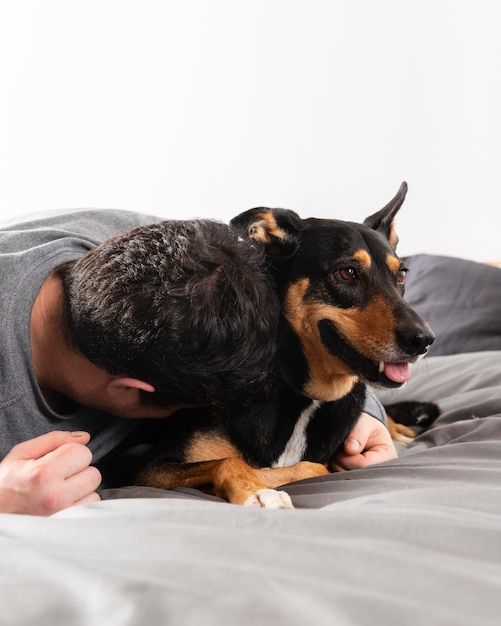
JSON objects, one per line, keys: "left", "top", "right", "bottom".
{"left": 57, "top": 219, "right": 279, "bottom": 413}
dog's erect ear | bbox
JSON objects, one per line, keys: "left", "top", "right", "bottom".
{"left": 363, "top": 182, "right": 408, "bottom": 250}
{"left": 230, "top": 207, "right": 303, "bottom": 259}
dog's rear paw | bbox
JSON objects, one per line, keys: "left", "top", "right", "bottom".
{"left": 386, "top": 401, "right": 440, "bottom": 446}
{"left": 386, "top": 401, "right": 440, "bottom": 429}
{"left": 244, "top": 489, "right": 294, "bottom": 509}
{"left": 391, "top": 430, "right": 415, "bottom": 447}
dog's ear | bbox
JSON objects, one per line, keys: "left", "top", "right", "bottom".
{"left": 363, "top": 182, "right": 408, "bottom": 250}
{"left": 230, "top": 207, "right": 303, "bottom": 258}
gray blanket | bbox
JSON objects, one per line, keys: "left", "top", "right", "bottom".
{"left": 1, "top": 350, "right": 500, "bottom": 626}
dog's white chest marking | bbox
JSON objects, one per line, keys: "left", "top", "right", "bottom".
{"left": 272, "top": 400, "right": 321, "bottom": 467}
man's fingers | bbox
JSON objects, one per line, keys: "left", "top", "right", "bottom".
{"left": 8, "top": 431, "right": 91, "bottom": 461}
{"left": 43, "top": 441, "right": 95, "bottom": 479}
{"left": 0, "top": 431, "right": 100, "bottom": 516}
{"left": 343, "top": 414, "right": 373, "bottom": 452}
{"left": 332, "top": 444, "right": 398, "bottom": 472}
{"left": 30, "top": 464, "right": 102, "bottom": 516}
{"left": 71, "top": 491, "right": 102, "bottom": 509}
{"left": 64, "top": 465, "right": 102, "bottom": 506}
{"left": 330, "top": 456, "right": 363, "bottom": 472}
{"left": 344, "top": 438, "right": 362, "bottom": 454}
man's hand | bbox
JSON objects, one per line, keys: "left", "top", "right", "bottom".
{"left": 330, "top": 412, "right": 398, "bottom": 472}
{"left": 0, "top": 431, "right": 102, "bottom": 515}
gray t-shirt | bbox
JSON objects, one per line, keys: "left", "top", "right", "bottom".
{"left": 0, "top": 208, "right": 159, "bottom": 462}
{"left": 0, "top": 208, "right": 386, "bottom": 466}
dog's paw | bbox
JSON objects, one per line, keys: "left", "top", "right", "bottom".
{"left": 391, "top": 431, "right": 415, "bottom": 447}
{"left": 244, "top": 489, "right": 294, "bottom": 509}
{"left": 387, "top": 416, "right": 419, "bottom": 447}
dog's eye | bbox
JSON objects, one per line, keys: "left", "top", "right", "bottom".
{"left": 397, "top": 268, "right": 407, "bottom": 284}
{"left": 337, "top": 267, "right": 357, "bottom": 281}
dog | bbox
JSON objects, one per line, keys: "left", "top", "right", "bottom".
{"left": 135, "top": 182, "right": 438, "bottom": 508}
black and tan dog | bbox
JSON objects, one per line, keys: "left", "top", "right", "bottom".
{"left": 136, "top": 182, "right": 438, "bottom": 507}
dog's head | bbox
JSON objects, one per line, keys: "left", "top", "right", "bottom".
{"left": 230, "top": 182, "right": 435, "bottom": 401}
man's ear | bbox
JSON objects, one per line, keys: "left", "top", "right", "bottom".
{"left": 230, "top": 207, "right": 303, "bottom": 259}
{"left": 107, "top": 377, "right": 156, "bottom": 396}
{"left": 363, "top": 181, "right": 408, "bottom": 250}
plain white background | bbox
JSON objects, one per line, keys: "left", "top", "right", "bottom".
{"left": 0, "top": 0, "right": 499, "bottom": 261}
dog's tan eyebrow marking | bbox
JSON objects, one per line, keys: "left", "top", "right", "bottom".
{"left": 249, "top": 212, "right": 287, "bottom": 242}
{"left": 352, "top": 249, "right": 371, "bottom": 267}
{"left": 386, "top": 255, "right": 401, "bottom": 272}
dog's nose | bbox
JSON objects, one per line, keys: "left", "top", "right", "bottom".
{"left": 396, "top": 325, "right": 435, "bottom": 356}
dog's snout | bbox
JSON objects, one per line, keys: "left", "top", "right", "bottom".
{"left": 397, "top": 325, "right": 435, "bottom": 356}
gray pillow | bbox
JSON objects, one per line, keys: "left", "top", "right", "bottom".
{"left": 402, "top": 254, "right": 501, "bottom": 356}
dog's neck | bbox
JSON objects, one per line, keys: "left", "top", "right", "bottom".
{"left": 302, "top": 370, "right": 358, "bottom": 402}
{"left": 278, "top": 319, "right": 358, "bottom": 402}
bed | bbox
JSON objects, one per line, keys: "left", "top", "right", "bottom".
{"left": 1, "top": 253, "right": 501, "bottom": 625}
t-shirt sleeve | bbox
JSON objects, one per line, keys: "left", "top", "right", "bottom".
{"left": 363, "top": 386, "right": 387, "bottom": 426}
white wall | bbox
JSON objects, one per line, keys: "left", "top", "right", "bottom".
{"left": 1, "top": 0, "right": 499, "bottom": 261}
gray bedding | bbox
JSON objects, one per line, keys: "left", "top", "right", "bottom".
{"left": 1, "top": 255, "right": 500, "bottom": 625}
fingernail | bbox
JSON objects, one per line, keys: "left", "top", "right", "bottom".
{"left": 345, "top": 438, "right": 361, "bottom": 453}
{"left": 70, "top": 431, "right": 87, "bottom": 437}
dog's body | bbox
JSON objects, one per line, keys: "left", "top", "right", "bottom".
{"left": 136, "top": 183, "right": 437, "bottom": 507}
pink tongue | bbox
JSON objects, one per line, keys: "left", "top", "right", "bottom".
{"left": 383, "top": 362, "right": 410, "bottom": 383}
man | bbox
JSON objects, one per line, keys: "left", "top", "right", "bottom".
{"left": 0, "top": 209, "right": 396, "bottom": 516}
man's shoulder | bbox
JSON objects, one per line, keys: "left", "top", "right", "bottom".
{"left": 0, "top": 208, "right": 163, "bottom": 242}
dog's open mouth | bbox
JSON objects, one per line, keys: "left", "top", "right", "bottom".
{"left": 317, "top": 319, "right": 417, "bottom": 388}
{"left": 373, "top": 360, "right": 411, "bottom": 384}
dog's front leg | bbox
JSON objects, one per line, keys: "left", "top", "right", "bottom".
{"left": 255, "top": 461, "right": 330, "bottom": 488}
{"left": 137, "top": 458, "right": 294, "bottom": 508}
{"left": 209, "top": 457, "right": 294, "bottom": 508}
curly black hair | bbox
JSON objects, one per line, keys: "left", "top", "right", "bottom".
{"left": 57, "top": 219, "right": 279, "bottom": 412}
